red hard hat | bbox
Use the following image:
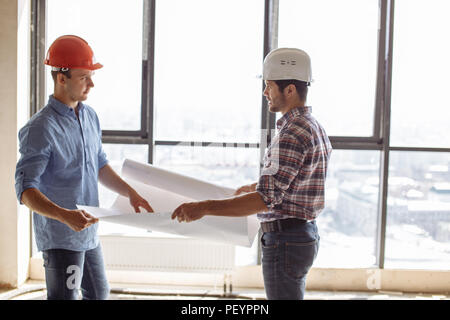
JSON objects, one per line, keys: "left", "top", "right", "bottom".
{"left": 44, "top": 35, "right": 103, "bottom": 70}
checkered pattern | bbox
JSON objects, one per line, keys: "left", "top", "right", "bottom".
{"left": 256, "top": 106, "right": 332, "bottom": 222}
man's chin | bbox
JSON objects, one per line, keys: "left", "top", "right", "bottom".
{"left": 268, "top": 106, "right": 279, "bottom": 113}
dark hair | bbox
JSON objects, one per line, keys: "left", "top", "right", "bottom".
{"left": 274, "top": 79, "right": 309, "bottom": 101}
{"left": 51, "top": 69, "right": 72, "bottom": 82}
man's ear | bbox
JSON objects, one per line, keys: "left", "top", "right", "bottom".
{"left": 285, "top": 84, "right": 296, "bottom": 97}
{"left": 56, "top": 72, "right": 67, "bottom": 85}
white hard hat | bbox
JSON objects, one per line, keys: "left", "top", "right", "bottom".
{"left": 263, "top": 47, "right": 312, "bottom": 83}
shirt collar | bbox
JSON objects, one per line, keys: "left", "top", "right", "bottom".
{"left": 276, "top": 106, "right": 312, "bottom": 130}
{"left": 48, "top": 95, "right": 84, "bottom": 117}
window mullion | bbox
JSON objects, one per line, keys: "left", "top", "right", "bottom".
{"left": 143, "top": 0, "right": 156, "bottom": 164}
{"left": 373, "top": 0, "right": 388, "bottom": 141}
{"left": 376, "top": 0, "right": 395, "bottom": 269}
{"left": 30, "top": 0, "right": 46, "bottom": 116}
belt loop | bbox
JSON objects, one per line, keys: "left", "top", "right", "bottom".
{"left": 276, "top": 220, "right": 282, "bottom": 232}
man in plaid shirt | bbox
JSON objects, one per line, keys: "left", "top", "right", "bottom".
{"left": 172, "top": 48, "right": 332, "bottom": 300}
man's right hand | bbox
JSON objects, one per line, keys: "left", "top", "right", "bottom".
{"left": 58, "top": 209, "right": 99, "bottom": 232}
{"left": 234, "top": 182, "right": 257, "bottom": 196}
{"left": 20, "top": 188, "right": 99, "bottom": 232}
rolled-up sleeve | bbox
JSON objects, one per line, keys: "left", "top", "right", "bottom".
{"left": 15, "top": 125, "right": 51, "bottom": 204}
{"left": 256, "top": 133, "right": 306, "bottom": 210}
{"left": 98, "top": 144, "right": 108, "bottom": 170}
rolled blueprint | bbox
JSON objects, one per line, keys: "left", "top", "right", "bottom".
{"left": 78, "top": 159, "right": 260, "bottom": 247}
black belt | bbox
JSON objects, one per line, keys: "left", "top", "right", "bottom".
{"left": 260, "top": 218, "right": 311, "bottom": 232}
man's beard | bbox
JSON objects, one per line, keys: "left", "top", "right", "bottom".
{"left": 268, "top": 95, "right": 286, "bottom": 113}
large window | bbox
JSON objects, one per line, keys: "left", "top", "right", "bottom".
{"left": 278, "top": 0, "right": 379, "bottom": 137}
{"left": 316, "top": 150, "right": 380, "bottom": 268}
{"left": 34, "top": 0, "right": 450, "bottom": 272}
{"left": 384, "top": 0, "right": 450, "bottom": 270}
{"left": 385, "top": 152, "right": 450, "bottom": 270}
{"left": 154, "top": 0, "right": 264, "bottom": 144}
{"left": 277, "top": 0, "right": 381, "bottom": 267}
{"left": 152, "top": 0, "right": 264, "bottom": 266}
{"left": 41, "top": 0, "right": 265, "bottom": 267}
{"left": 46, "top": 0, "right": 144, "bottom": 131}
{"left": 391, "top": 0, "right": 450, "bottom": 148}
{"left": 153, "top": 0, "right": 264, "bottom": 181}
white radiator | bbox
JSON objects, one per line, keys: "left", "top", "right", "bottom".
{"left": 100, "top": 235, "right": 235, "bottom": 273}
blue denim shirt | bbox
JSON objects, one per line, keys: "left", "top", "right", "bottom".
{"left": 15, "top": 95, "right": 108, "bottom": 252}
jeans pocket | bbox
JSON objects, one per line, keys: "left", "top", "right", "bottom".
{"left": 261, "top": 233, "right": 277, "bottom": 249}
{"left": 285, "top": 240, "right": 318, "bottom": 280}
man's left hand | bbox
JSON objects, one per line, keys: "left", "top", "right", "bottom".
{"left": 171, "top": 202, "right": 206, "bottom": 223}
{"left": 129, "top": 189, "right": 154, "bottom": 213}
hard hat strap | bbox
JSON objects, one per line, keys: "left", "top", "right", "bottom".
{"left": 51, "top": 67, "right": 69, "bottom": 72}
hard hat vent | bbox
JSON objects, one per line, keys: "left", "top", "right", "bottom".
{"left": 280, "top": 59, "right": 297, "bottom": 65}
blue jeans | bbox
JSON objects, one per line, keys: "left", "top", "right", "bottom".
{"left": 261, "top": 220, "right": 319, "bottom": 300}
{"left": 42, "top": 244, "right": 110, "bottom": 300}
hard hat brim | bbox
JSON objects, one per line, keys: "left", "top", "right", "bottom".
{"left": 85, "top": 63, "right": 103, "bottom": 70}
{"left": 69, "top": 62, "right": 103, "bottom": 70}
{"left": 46, "top": 62, "right": 104, "bottom": 71}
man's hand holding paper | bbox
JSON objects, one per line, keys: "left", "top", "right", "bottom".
{"left": 171, "top": 201, "right": 208, "bottom": 223}
{"left": 128, "top": 188, "right": 154, "bottom": 213}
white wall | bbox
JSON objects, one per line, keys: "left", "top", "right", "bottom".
{"left": 17, "top": 0, "right": 31, "bottom": 287}
{"left": 0, "top": 0, "right": 31, "bottom": 288}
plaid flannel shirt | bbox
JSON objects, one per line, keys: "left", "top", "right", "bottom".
{"left": 256, "top": 106, "right": 332, "bottom": 222}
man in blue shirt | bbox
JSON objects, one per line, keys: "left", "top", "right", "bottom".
{"left": 15, "top": 35, "right": 153, "bottom": 300}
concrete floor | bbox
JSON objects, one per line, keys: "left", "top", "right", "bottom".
{"left": 1, "top": 280, "right": 449, "bottom": 300}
